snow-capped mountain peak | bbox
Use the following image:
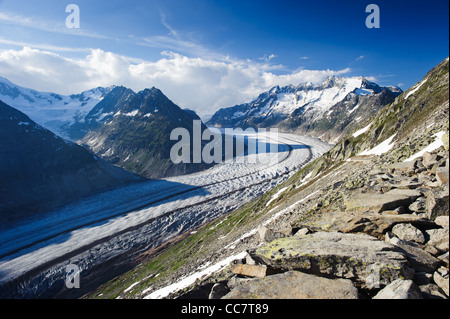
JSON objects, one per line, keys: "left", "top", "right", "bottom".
{"left": 0, "top": 76, "right": 113, "bottom": 139}
{"left": 207, "top": 76, "right": 402, "bottom": 137}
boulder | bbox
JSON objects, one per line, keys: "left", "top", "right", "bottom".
{"left": 393, "top": 241, "right": 441, "bottom": 273}
{"left": 435, "top": 216, "right": 450, "bottom": 228}
{"left": 389, "top": 161, "right": 417, "bottom": 176}
{"left": 258, "top": 226, "right": 286, "bottom": 243}
{"left": 344, "top": 190, "right": 419, "bottom": 214}
{"left": 422, "top": 152, "right": 439, "bottom": 169}
{"left": 249, "top": 232, "right": 414, "bottom": 287}
{"left": 436, "top": 166, "right": 449, "bottom": 186}
{"left": 231, "top": 264, "right": 271, "bottom": 278}
{"left": 298, "top": 211, "right": 434, "bottom": 239}
{"left": 419, "top": 284, "right": 448, "bottom": 299}
{"left": 425, "top": 189, "right": 449, "bottom": 220}
{"left": 222, "top": 271, "right": 359, "bottom": 299}
{"left": 433, "top": 267, "right": 449, "bottom": 297}
{"left": 386, "top": 188, "right": 422, "bottom": 200}
{"left": 425, "top": 228, "right": 449, "bottom": 253}
{"left": 391, "top": 223, "right": 426, "bottom": 244}
{"left": 373, "top": 279, "right": 422, "bottom": 299}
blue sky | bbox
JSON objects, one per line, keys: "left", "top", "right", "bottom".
{"left": 0, "top": 0, "right": 448, "bottom": 118}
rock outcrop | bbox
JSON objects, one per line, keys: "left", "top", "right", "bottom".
{"left": 218, "top": 148, "right": 449, "bottom": 299}
{"left": 222, "top": 270, "right": 359, "bottom": 299}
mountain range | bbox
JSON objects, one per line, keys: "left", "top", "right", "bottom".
{"left": 207, "top": 76, "right": 402, "bottom": 143}
{"left": 0, "top": 56, "right": 448, "bottom": 299}
{"left": 0, "top": 78, "right": 211, "bottom": 179}
{"left": 0, "top": 76, "right": 111, "bottom": 140}
{"left": 86, "top": 57, "right": 449, "bottom": 301}
{"left": 0, "top": 72, "right": 408, "bottom": 223}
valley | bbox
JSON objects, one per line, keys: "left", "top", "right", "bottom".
{"left": 0, "top": 130, "right": 330, "bottom": 298}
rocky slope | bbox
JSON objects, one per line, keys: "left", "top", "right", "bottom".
{"left": 84, "top": 57, "right": 448, "bottom": 300}
{"left": 207, "top": 76, "right": 402, "bottom": 143}
{"left": 0, "top": 100, "right": 143, "bottom": 224}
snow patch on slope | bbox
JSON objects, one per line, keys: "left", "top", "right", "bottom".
{"left": 403, "top": 131, "right": 445, "bottom": 162}
{"left": 359, "top": 134, "right": 397, "bottom": 156}
{"left": 404, "top": 78, "right": 427, "bottom": 100}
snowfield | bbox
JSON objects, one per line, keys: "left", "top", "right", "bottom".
{"left": 0, "top": 132, "right": 330, "bottom": 295}
{"left": 0, "top": 76, "right": 109, "bottom": 139}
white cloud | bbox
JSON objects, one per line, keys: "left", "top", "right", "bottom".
{"left": 365, "top": 76, "right": 378, "bottom": 82}
{"left": 160, "top": 13, "right": 179, "bottom": 38}
{"left": 0, "top": 47, "right": 351, "bottom": 119}
{"left": 258, "top": 53, "right": 277, "bottom": 63}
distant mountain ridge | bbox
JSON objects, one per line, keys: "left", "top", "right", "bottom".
{"left": 0, "top": 77, "right": 210, "bottom": 179}
{"left": 207, "top": 76, "right": 402, "bottom": 142}
{"left": 0, "top": 76, "right": 112, "bottom": 139}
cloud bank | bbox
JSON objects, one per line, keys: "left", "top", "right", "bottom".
{"left": 0, "top": 47, "right": 351, "bottom": 119}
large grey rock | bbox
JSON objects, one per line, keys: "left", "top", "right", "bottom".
{"left": 344, "top": 190, "right": 420, "bottom": 214}
{"left": 434, "top": 216, "right": 449, "bottom": 228}
{"left": 409, "top": 197, "right": 427, "bottom": 213}
{"left": 436, "top": 166, "right": 449, "bottom": 186}
{"left": 422, "top": 152, "right": 439, "bottom": 169}
{"left": 298, "top": 211, "right": 433, "bottom": 239}
{"left": 249, "top": 232, "right": 414, "bottom": 287}
{"left": 393, "top": 241, "right": 441, "bottom": 273}
{"left": 386, "top": 188, "right": 422, "bottom": 200}
{"left": 433, "top": 267, "right": 449, "bottom": 297}
{"left": 231, "top": 264, "right": 270, "bottom": 278}
{"left": 258, "top": 226, "right": 286, "bottom": 243}
{"left": 222, "top": 271, "right": 359, "bottom": 299}
{"left": 425, "top": 189, "right": 449, "bottom": 220}
{"left": 373, "top": 279, "right": 422, "bottom": 299}
{"left": 391, "top": 223, "right": 426, "bottom": 244}
{"left": 425, "top": 228, "right": 449, "bottom": 253}
{"left": 419, "top": 284, "right": 448, "bottom": 299}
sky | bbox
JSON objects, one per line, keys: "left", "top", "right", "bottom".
{"left": 0, "top": 0, "right": 448, "bottom": 119}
